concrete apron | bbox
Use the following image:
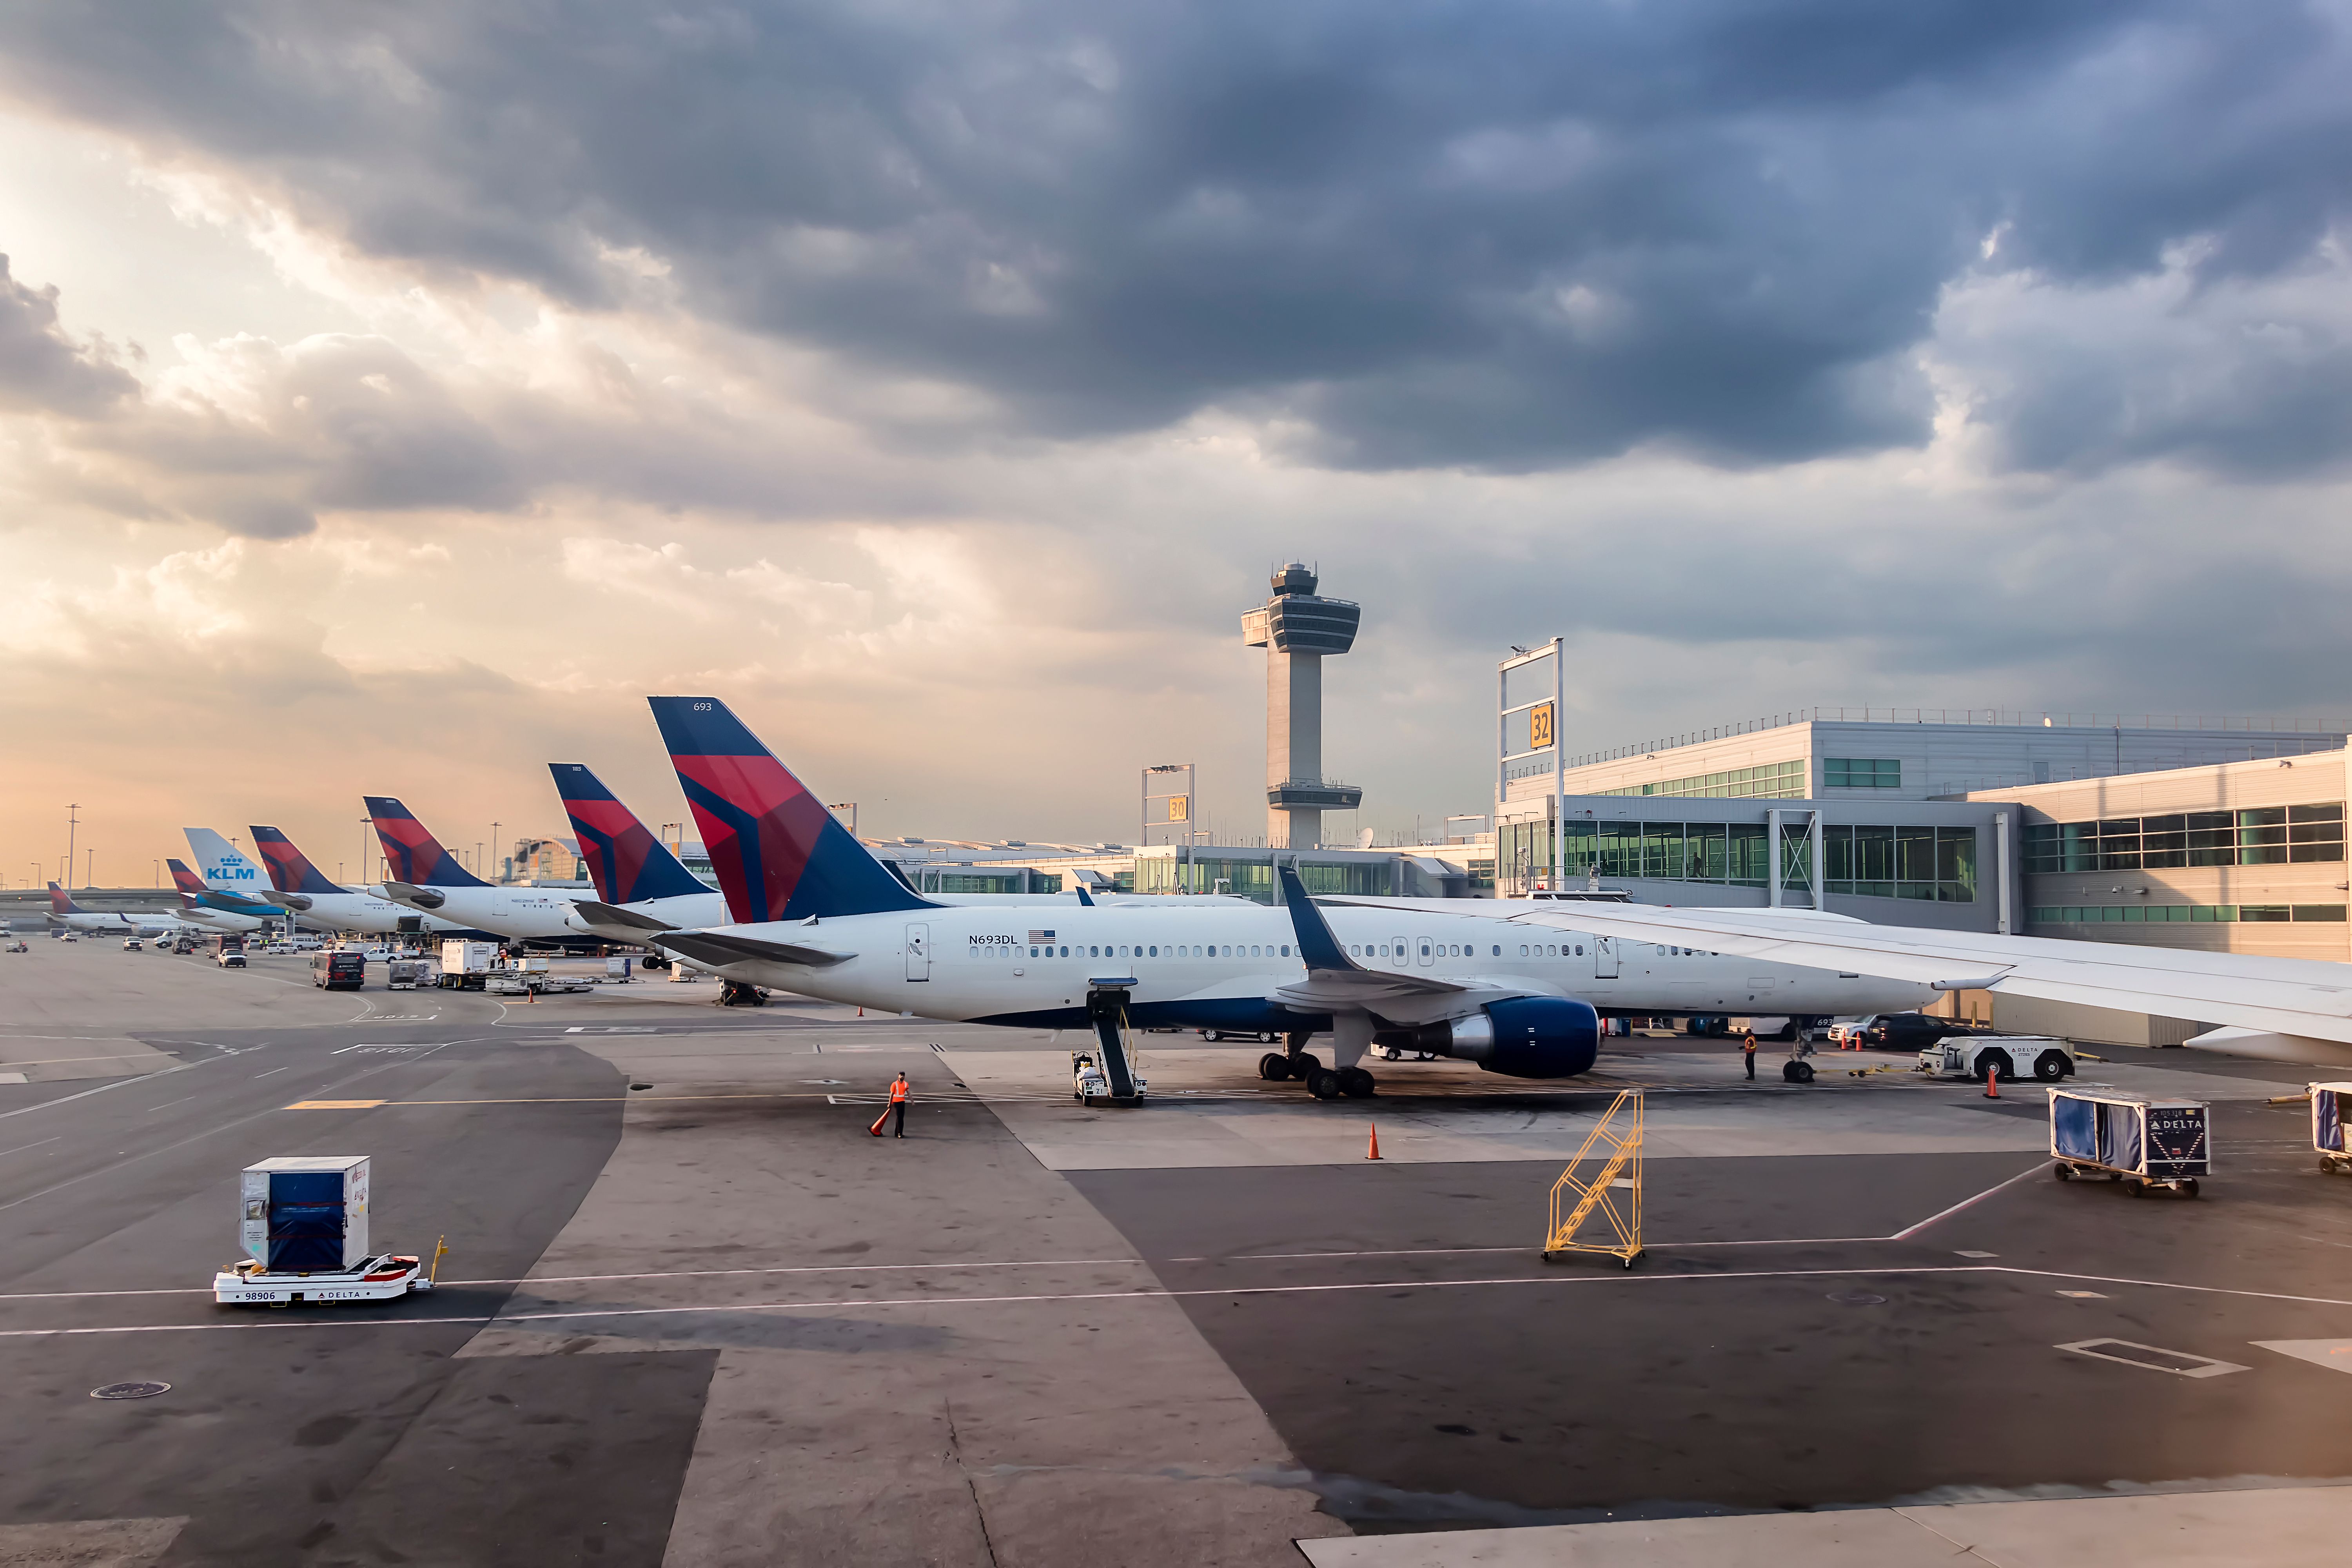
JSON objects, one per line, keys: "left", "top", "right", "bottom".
{"left": 455, "top": 1046, "right": 1345, "bottom": 1567}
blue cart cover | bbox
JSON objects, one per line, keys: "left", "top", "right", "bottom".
{"left": 2096, "top": 1101, "right": 2141, "bottom": 1169}
{"left": 267, "top": 1170, "right": 349, "bottom": 1273}
{"left": 2053, "top": 1094, "right": 2097, "bottom": 1160}
{"left": 2317, "top": 1087, "right": 2346, "bottom": 1153}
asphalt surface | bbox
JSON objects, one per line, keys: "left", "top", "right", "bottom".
{"left": 4, "top": 943, "right": 2351, "bottom": 1563}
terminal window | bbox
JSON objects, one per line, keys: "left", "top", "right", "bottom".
{"left": 2022, "top": 804, "right": 2344, "bottom": 872}
{"left": 1597, "top": 759, "right": 1805, "bottom": 800}
{"left": 1825, "top": 758, "right": 1901, "bottom": 789}
{"left": 1543, "top": 818, "right": 1976, "bottom": 902}
{"left": 2033, "top": 903, "right": 2346, "bottom": 925}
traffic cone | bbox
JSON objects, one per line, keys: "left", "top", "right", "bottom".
{"left": 1984, "top": 1065, "right": 1999, "bottom": 1100}
{"left": 1366, "top": 1123, "right": 1382, "bottom": 1160}
{"left": 869, "top": 1109, "right": 889, "bottom": 1136}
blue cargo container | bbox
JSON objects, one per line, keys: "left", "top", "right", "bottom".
{"left": 240, "top": 1156, "right": 370, "bottom": 1272}
{"left": 2312, "top": 1082, "right": 2352, "bottom": 1175}
{"left": 2049, "top": 1088, "right": 2207, "bottom": 1198}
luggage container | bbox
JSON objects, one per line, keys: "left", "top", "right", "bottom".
{"left": 386, "top": 958, "right": 426, "bottom": 990}
{"left": 216, "top": 1155, "right": 437, "bottom": 1305}
{"left": 2311, "top": 1082, "right": 2352, "bottom": 1175}
{"left": 2049, "top": 1087, "right": 2208, "bottom": 1197}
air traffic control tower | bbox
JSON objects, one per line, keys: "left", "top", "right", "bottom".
{"left": 1242, "top": 563, "right": 1362, "bottom": 848}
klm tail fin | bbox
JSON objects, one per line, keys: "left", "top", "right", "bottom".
{"left": 646, "top": 696, "right": 928, "bottom": 923}
{"left": 249, "top": 827, "right": 342, "bottom": 895}
{"left": 185, "top": 828, "right": 271, "bottom": 897}
{"left": 548, "top": 764, "right": 710, "bottom": 904}
{"left": 363, "top": 797, "right": 488, "bottom": 887}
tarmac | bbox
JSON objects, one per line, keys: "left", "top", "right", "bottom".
{"left": 0, "top": 940, "right": 2348, "bottom": 1565}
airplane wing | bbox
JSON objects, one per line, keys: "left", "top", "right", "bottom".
{"left": 1506, "top": 901, "right": 2352, "bottom": 1062}
{"left": 649, "top": 930, "right": 851, "bottom": 970}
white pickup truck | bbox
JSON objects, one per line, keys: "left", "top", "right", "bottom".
{"left": 1918, "top": 1034, "right": 2076, "bottom": 1083}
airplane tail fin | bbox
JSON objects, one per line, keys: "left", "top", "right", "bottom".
{"left": 363, "top": 797, "right": 488, "bottom": 888}
{"left": 165, "top": 859, "right": 208, "bottom": 898}
{"left": 548, "top": 764, "right": 711, "bottom": 905}
{"left": 184, "top": 828, "right": 271, "bottom": 898}
{"left": 46, "top": 881, "right": 82, "bottom": 916}
{"left": 646, "top": 696, "right": 928, "bottom": 924}
{"left": 248, "top": 827, "right": 342, "bottom": 895}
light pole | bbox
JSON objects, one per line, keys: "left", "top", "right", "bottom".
{"left": 85, "top": 849, "right": 95, "bottom": 889}
{"left": 65, "top": 804, "right": 78, "bottom": 890}
{"left": 360, "top": 820, "right": 371, "bottom": 890}
{"left": 491, "top": 822, "right": 501, "bottom": 884}
{"left": 153, "top": 859, "right": 159, "bottom": 888}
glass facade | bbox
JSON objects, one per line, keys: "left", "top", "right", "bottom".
{"left": 1495, "top": 816, "right": 1977, "bottom": 902}
{"left": 2033, "top": 903, "right": 2346, "bottom": 924}
{"left": 2023, "top": 804, "right": 2344, "bottom": 871}
{"left": 1824, "top": 758, "right": 1900, "bottom": 789}
{"left": 1132, "top": 855, "right": 1393, "bottom": 903}
{"left": 1599, "top": 759, "right": 1806, "bottom": 800}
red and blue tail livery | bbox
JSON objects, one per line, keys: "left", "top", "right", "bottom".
{"left": 249, "top": 827, "right": 343, "bottom": 895}
{"left": 46, "top": 882, "right": 83, "bottom": 916}
{"left": 647, "top": 696, "right": 927, "bottom": 923}
{"left": 363, "top": 797, "right": 488, "bottom": 888}
{"left": 549, "top": 764, "right": 710, "bottom": 905}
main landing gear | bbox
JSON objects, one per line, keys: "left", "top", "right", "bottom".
{"left": 1257, "top": 1034, "right": 1374, "bottom": 1099}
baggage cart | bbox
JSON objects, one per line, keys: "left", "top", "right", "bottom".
{"left": 386, "top": 958, "right": 426, "bottom": 990}
{"left": 215, "top": 1155, "right": 439, "bottom": 1305}
{"left": 2048, "top": 1087, "right": 2208, "bottom": 1197}
{"left": 2311, "top": 1082, "right": 2352, "bottom": 1175}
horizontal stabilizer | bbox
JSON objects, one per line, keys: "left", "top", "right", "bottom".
{"left": 649, "top": 929, "right": 851, "bottom": 969}
{"left": 569, "top": 900, "right": 680, "bottom": 934}
{"left": 382, "top": 881, "right": 446, "bottom": 911}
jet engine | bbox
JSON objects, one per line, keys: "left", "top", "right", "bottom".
{"left": 1376, "top": 996, "right": 1601, "bottom": 1078}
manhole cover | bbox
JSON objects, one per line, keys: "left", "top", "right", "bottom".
{"left": 1827, "top": 1292, "right": 1887, "bottom": 1306}
{"left": 90, "top": 1381, "right": 171, "bottom": 1400}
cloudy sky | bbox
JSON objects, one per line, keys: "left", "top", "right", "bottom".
{"left": 3, "top": 0, "right": 2349, "bottom": 886}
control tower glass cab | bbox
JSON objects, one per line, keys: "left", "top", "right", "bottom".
{"left": 1241, "top": 563, "right": 1363, "bottom": 849}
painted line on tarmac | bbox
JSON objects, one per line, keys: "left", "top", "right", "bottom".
{"left": 1891, "top": 1160, "right": 2052, "bottom": 1239}
{"left": 8, "top": 1262, "right": 2352, "bottom": 1338}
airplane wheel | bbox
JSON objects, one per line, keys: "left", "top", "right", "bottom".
{"left": 1794, "top": 1062, "right": 1815, "bottom": 1083}
{"left": 1338, "top": 1067, "right": 1375, "bottom": 1099}
{"left": 1290, "top": 1053, "right": 1323, "bottom": 1078}
{"left": 1305, "top": 1068, "right": 1341, "bottom": 1100}
{"left": 1258, "top": 1053, "right": 1291, "bottom": 1081}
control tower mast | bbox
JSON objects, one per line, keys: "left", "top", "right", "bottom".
{"left": 1241, "top": 564, "right": 1362, "bottom": 849}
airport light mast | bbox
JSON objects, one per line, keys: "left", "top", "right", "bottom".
{"left": 1241, "top": 563, "right": 1361, "bottom": 849}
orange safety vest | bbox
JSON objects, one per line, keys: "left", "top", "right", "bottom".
{"left": 889, "top": 1080, "right": 909, "bottom": 1103}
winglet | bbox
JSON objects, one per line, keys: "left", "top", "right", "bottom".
{"left": 1074, "top": 886, "right": 1095, "bottom": 907}
{"left": 1277, "top": 860, "right": 1359, "bottom": 973}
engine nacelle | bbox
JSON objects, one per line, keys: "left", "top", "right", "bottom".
{"left": 1383, "top": 996, "right": 1601, "bottom": 1078}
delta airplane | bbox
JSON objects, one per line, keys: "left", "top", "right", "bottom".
{"left": 633, "top": 696, "right": 1932, "bottom": 1096}
{"left": 242, "top": 826, "right": 495, "bottom": 940}
{"left": 551, "top": 763, "right": 732, "bottom": 944}
{"left": 43, "top": 884, "right": 180, "bottom": 938}
{"left": 368, "top": 797, "right": 596, "bottom": 945}
{"left": 165, "top": 860, "right": 270, "bottom": 933}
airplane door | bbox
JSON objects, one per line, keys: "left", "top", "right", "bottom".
{"left": 905, "top": 923, "right": 930, "bottom": 981}
{"left": 1416, "top": 937, "right": 1435, "bottom": 968}
{"left": 1593, "top": 936, "right": 1619, "bottom": 978}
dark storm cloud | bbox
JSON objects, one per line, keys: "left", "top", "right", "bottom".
{"left": 3, "top": 0, "right": 2347, "bottom": 474}
{"left": 0, "top": 252, "right": 134, "bottom": 415}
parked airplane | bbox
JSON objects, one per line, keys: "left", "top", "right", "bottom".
{"left": 241, "top": 826, "right": 494, "bottom": 940}
{"left": 550, "top": 763, "right": 732, "bottom": 943}
{"left": 635, "top": 696, "right": 1931, "bottom": 1095}
{"left": 368, "top": 797, "right": 595, "bottom": 945}
{"left": 1509, "top": 900, "right": 2352, "bottom": 1071}
{"left": 43, "top": 884, "right": 179, "bottom": 938}
{"left": 164, "top": 860, "right": 270, "bottom": 933}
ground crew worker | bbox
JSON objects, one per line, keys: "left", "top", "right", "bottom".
{"left": 888, "top": 1071, "right": 910, "bottom": 1138}
{"left": 1741, "top": 1032, "right": 1758, "bottom": 1081}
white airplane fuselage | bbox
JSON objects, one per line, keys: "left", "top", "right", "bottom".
{"left": 390, "top": 885, "right": 596, "bottom": 942}
{"left": 281, "top": 889, "right": 483, "bottom": 938}
{"left": 678, "top": 899, "right": 1934, "bottom": 1032}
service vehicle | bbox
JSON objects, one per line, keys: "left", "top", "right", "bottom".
{"left": 386, "top": 958, "right": 427, "bottom": 991}
{"left": 1853, "top": 1012, "right": 1983, "bottom": 1051}
{"left": 1918, "top": 1033, "right": 2075, "bottom": 1082}
{"left": 60, "top": 932, "right": 77, "bottom": 943}
{"left": 214, "top": 1155, "right": 440, "bottom": 1306}
{"left": 2049, "top": 1087, "right": 2207, "bottom": 1196}
{"left": 214, "top": 935, "right": 247, "bottom": 969}
{"left": 438, "top": 939, "right": 501, "bottom": 989}
{"left": 310, "top": 949, "right": 367, "bottom": 990}
{"left": 122, "top": 937, "right": 142, "bottom": 951}
{"left": 4, "top": 938, "right": 27, "bottom": 953}
{"left": 2311, "top": 1083, "right": 2352, "bottom": 1174}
